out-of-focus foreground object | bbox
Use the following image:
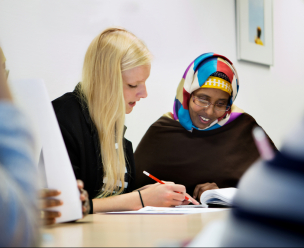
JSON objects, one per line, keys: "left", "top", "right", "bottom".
{"left": 0, "top": 49, "right": 39, "bottom": 247}
{"left": 9, "top": 79, "right": 82, "bottom": 223}
{"left": 189, "top": 117, "right": 304, "bottom": 247}
{"left": 219, "top": 117, "right": 304, "bottom": 246}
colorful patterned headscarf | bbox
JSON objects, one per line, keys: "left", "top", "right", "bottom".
{"left": 166, "top": 53, "right": 244, "bottom": 131}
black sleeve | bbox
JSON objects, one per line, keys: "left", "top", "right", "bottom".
{"left": 124, "top": 139, "right": 136, "bottom": 193}
{"left": 57, "top": 123, "right": 81, "bottom": 179}
{"left": 89, "top": 199, "right": 93, "bottom": 214}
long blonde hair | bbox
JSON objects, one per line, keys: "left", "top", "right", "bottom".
{"left": 79, "top": 27, "right": 151, "bottom": 197}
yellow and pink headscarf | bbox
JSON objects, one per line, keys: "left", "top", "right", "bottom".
{"left": 168, "top": 53, "right": 244, "bottom": 131}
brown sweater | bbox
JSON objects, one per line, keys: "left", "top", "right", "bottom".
{"left": 134, "top": 113, "right": 277, "bottom": 196}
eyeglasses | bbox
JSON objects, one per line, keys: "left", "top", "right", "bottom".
{"left": 192, "top": 96, "right": 230, "bottom": 112}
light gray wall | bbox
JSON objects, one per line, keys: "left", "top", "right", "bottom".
{"left": 1, "top": 0, "right": 304, "bottom": 150}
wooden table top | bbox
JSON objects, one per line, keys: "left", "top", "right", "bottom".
{"left": 42, "top": 209, "right": 230, "bottom": 247}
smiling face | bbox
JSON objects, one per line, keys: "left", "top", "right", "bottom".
{"left": 189, "top": 88, "right": 230, "bottom": 129}
{"left": 122, "top": 64, "right": 151, "bottom": 114}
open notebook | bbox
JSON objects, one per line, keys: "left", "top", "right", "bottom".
{"left": 200, "top": 188, "right": 238, "bottom": 207}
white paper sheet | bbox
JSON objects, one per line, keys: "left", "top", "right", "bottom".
{"left": 10, "top": 79, "right": 82, "bottom": 223}
{"left": 105, "top": 206, "right": 228, "bottom": 215}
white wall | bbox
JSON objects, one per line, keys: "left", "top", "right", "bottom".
{"left": 1, "top": 0, "right": 304, "bottom": 150}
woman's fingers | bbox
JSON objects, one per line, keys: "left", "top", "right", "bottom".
{"left": 172, "top": 191, "right": 186, "bottom": 202}
{"left": 43, "top": 210, "right": 61, "bottom": 219}
{"left": 40, "top": 198, "right": 63, "bottom": 209}
{"left": 80, "top": 192, "right": 86, "bottom": 201}
{"left": 168, "top": 187, "right": 200, "bottom": 206}
{"left": 193, "top": 185, "right": 200, "bottom": 199}
{"left": 171, "top": 191, "right": 199, "bottom": 205}
{"left": 185, "top": 194, "right": 200, "bottom": 205}
{"left": 168, "top": 184, "right": 186, "bottom": 194}
{"left": 39, "top": 188, "right": 63, "bottom": 225}
{"left": 170, "top": 194, "right": 199, "bottom": 206}
{"left": 172, "top": 192, "right": 200, "bottom": 206}
{"left": 79, "top": 188, "right": 88, "bottom": 201}
{"left": 143, "top": 183, "right": 201, "bottom": 207}
{"left": 77, "top": 179, "right": 84, "bottom": 190}
{"left": 170, "top": 199, "right": 184, "bottom": 206}
{"left": 43, "top": 218, "right": 56, "bottom": 226}
{"left": 193, "top": 182, "right": 219, "bottom": 200}
{"left": 39, "top": 188, "right": 61, "bottom": 198}
{"left": 41, "top": 210, "right": 61, "bottom": 226}
{"left": 75, "top": 180, "right": 90, "bottom": 216}
{"left": 197, "top": 188, "right": 205, "bottom": 200}
{"left": 193, "top": 182, "right": 218, "bottom": 199}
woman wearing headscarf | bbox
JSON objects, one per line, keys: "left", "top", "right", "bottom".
{"left": 134, "top": 52, "right": 277, "bottom": 201}
{"left": 53, "top": 28, "right": 198, "bottom": 213}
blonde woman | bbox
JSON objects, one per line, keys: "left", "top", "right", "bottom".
{"left": 52, "top": 28, "right": 198, "bottom": 213}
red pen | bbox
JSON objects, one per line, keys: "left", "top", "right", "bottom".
{"left": 143, "top": 171, "right": 192, "bottom": 202}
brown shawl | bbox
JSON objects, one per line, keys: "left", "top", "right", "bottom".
{"left": 134, "top": 113, "right": 277, "bottom": 196}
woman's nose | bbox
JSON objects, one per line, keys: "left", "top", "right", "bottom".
{"left": 205, "top": 104, "right": 215, "bottom": 115}
{"left": 138, "top": 85, "right": 148, "bottom": 98}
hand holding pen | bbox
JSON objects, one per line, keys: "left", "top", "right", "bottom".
{"left": 143, "top": 171, "right": 199, "bottom": 205}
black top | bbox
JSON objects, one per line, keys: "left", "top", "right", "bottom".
{"left": 52, "top": 86, "right": 136, "bottom": 213}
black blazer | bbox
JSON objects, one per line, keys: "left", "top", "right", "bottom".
{"left": 52, "top": 86, "right": 136, "bottom": 213}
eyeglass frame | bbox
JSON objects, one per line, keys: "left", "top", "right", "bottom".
{"left": 191, "top": 95, "right": 231, "bottom": 112}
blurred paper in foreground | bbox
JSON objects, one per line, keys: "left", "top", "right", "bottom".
{"left": 10, "top": 79, "right": 82, "bottom": 223}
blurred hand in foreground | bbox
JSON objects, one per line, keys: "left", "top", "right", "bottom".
{"left": 40, "top": 180, "right": 90, "bottom": 225}
{"left": 39, "top": 189, "right": 62, "bottom": 225}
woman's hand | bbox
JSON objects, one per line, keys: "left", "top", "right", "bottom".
{"left": 77, "top": 180, "right": 90, "bottom": 217}
{"left": 181, "top": 193, "right": 200, "bottom": 205}
{"left": 40, "top": 181, "right": 89, "bottom": 225}
{"left": 193, "top": 182, "right": 219, "bottom": 201}
{"left": 140, "top": 183, "right": 199, "bottom": 207}
{"left": 39, "top": 189, "right": 63, "bottom": 225}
